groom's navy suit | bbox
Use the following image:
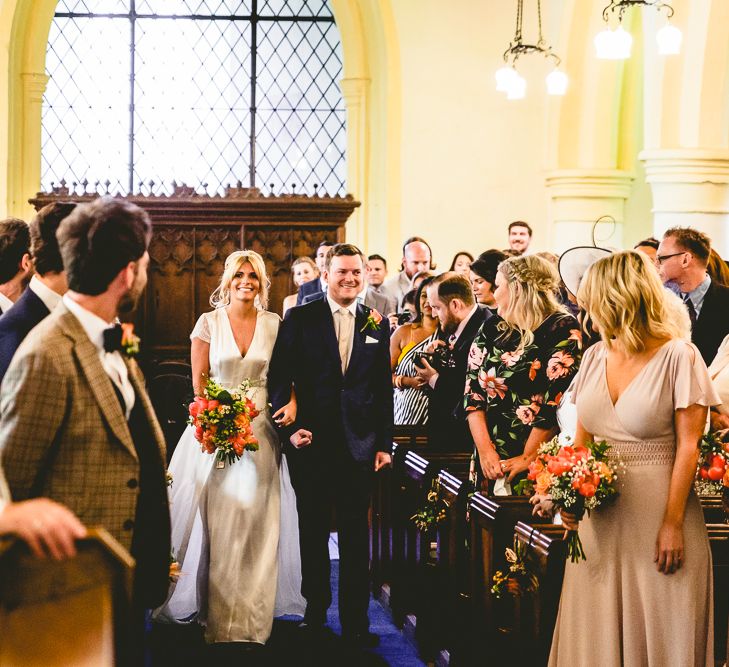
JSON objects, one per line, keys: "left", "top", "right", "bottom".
{"left": 268, "top": 296, "right": 393, "bottom": 634}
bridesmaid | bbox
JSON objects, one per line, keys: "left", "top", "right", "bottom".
{"left": 550, "top": 251, "right": 716, "bottom": 666}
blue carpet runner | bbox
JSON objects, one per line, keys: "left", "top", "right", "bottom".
{"left": 150, "top": 559, "right": 425, "bottom": 666}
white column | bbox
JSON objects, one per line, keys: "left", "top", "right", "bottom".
{"left": 20, "top": 72, "right": 49, "bottom": 209}
{"left": 545, "top": 169, "right": 634, "bottom": 252}
{"left": 340, "top": 77, "right": 370, "bottom": 249}
{"left": 640, "top": 148, "right": 729, "bottom": 255}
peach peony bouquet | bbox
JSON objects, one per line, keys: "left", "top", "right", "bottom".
{"left": 515, "top": 436, "right": 619, "bottom": 562}
{"left": 188, "top": 377, "right": 261, "bottom": 467}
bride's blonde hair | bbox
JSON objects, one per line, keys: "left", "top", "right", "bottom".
{"left": 210, "top": 250, "right": 270, "bottom": 310}
{"left": 577, "top": 250, "right": 687, "bottom": 354}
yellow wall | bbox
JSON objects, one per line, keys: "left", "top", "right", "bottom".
{"left": 1, "top": 0, "right": 728, "bottom": 260}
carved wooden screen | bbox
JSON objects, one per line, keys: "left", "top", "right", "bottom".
{"left": 29, "top": 185, "right": 356, "bottom": 365}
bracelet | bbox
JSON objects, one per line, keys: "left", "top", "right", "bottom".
{"left": 395, "top": 375, "right": 404, "bottom": 389}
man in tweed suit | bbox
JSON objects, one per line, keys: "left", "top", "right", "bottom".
{"left": 0, "top": 197, "right": 170, "bottom": 652}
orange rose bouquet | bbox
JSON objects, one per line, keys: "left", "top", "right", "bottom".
{"left": 695, "top": 431, "right": 729, "bottom": 495}
{"left": 188, "top": 377, "right": 261, "bottom": 467}
{"left": 515, "top": 436, "right": 619, "bottom": 562}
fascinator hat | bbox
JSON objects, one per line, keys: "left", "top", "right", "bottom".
{"left": 558, "top": 246, "right": 612, "bottom": 298}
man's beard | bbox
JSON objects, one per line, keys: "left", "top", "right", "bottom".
{"left": 118, "top": 287, "right": 141, "bottom": 314}
{"left": 440, "top": 313, "right": 458, "bottom": 336}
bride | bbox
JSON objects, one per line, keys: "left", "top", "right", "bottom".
{"left": 154, "top": 250, "right": 305, "bottom": 645}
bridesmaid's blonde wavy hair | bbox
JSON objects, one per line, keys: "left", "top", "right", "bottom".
{"left": 210, "top": 250, "right": 270, "bottom": 310}
{"left": 497, "top": 255, "right": 568, "bottom": 350}
{"left": 577, "top": 250, "right": 689, "bottom": 354}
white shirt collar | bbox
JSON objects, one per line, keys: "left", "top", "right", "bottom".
{"left": 452, "top": 304, "right": 479, "bottom": 344}
{"left": 62, "top": 294, "right": 115, "bottom": 352}
{"left": 29, "top": 275, "right": 63, "bottom": 312}
{"left": 327, "top": 293, "right": 358, "bottom": 317}
{"left": 357, "top": 285, "right": 368, "bottom": 302}
{"left": 0, "top": 292, "right": 13, "bottom": 312}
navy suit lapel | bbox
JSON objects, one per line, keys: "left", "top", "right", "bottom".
{"left": 346, "top": 303, "right": 370, "bottom": 379}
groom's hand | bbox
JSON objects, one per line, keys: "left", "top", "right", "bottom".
{"left": 374, "top": 452, "right": 392, "bottom": 472}
{"left": 289, "top": 429, "right": 313, "bottom": 449}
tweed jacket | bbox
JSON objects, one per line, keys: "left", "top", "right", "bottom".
{"left": 0, "top": 303, "right": 168, "bottom": 553}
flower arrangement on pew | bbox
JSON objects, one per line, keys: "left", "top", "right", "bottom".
{"left": 515, "top": 436, "right": 619, "bottom": 562}
{"left": 491, "top": 536, "right": 539, "bottom": 599}
{"left": 188, "top": 377, "right": 261, "bottom": 467}
{"left": 411, "top": 478, "right": 450, "bottom": 532}
{"left": 694, "top": 431, "right": 729, "bottom": 496}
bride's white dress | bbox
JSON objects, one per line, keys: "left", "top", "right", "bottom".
{"left": 154, "top": 307, "right": 305, "bottom": 643}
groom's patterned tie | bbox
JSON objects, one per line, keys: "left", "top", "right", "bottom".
{"left": 335, "top": 307, "right": 354, "bottom": 374}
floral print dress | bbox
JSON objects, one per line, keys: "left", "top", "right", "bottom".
{"left": 464, "top": 312, "right": 582, "bottom": 461}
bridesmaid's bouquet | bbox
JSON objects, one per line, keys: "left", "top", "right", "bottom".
{"left": 188, "top": 377, "right": 261, "bottom": 467}
{"left": 515, "top": 436, "right": 619, "bottom": 562}
{"left": 695, "top": 431, "right": 729, "bottom": 495}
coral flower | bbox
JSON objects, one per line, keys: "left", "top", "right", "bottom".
{"left": 478, "top": 368, "right": 508, "bottom": 399}
{"left": 528, "top": 359, "right": 541, "bottom": 381}
{"left": 546, "top": 351, "right": 575, "bottom": 380}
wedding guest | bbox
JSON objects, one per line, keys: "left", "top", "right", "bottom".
{"left": 634, "top": 236, "right": 659, "bottom": 262}
{"left": 0, "top": 198, "right": 170, "bottom": 662}
{"left": 465, "top": 255, "right": 580, "bottom": 490}
{"left": 416, "top": 273, "right": 489, "bottom": 452}
{"left": 0, "top": 218, "right": 32, "bottom": 314}
{"left": 656, "top": 226, "right": 729, "bottom": 364}
{"left": 381, "top": 237, "right": 435, "bottom": 310}
{"left": 469, "top": 250, "right": 507, "bottom": 310}
{"left": 0, "top": 202, "right": 76, "bottom": 382}
{"left": 283, "top": 256, "right": 318, "bottom": 315}
{"left": 268, "top": 243, "right": 393, "bottom": 648}
{"left": 507, "top": 220, "right": 532, "bottom": 256}
{"left": 391, "top": 276, "right": 438, "bottom": 425}
{"left": 296, "top": 241, "right": 332, "bottom": 305}
{"left": 550, "top": 250, "right": 716, "bottom": 666}
{"left": 707, "top": 247, "right": 729, "bottom": 287}
{"left": 366, "top": 254, "right": 388, "bottom": 292}
{"left": 449, "top": 251, "right": 473, "bottom": 277}
{"left": 400, "top": 289, "right": 418, "bottom": 323}
{"left": 707, "top": 334, "right": 729, "bottom": 431}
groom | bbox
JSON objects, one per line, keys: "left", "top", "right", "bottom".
{"left": 269, "top": 243, "right": 393, "bottom": 647}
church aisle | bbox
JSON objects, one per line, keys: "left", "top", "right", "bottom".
{"left": 150, "top": 559, "right": 425, "bottom": 667}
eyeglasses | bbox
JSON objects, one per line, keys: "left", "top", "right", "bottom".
{"left": 655, "top": 251, "right": 687, "bottom": 264}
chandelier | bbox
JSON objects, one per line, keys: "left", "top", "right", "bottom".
{"left": 495, "top": 0, "right": 567, "bottom": 100}
{"left": 594, "top": 1, "right": 682, "bottom": 60}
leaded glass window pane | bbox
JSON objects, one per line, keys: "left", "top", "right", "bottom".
{"left": 41, "top": 1, "right": 345, "bottom": 196}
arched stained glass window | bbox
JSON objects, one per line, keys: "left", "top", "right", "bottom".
{"left": 41, "top": 0, "right": 346, "bottom": 196}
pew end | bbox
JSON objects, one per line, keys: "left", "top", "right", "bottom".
{"left": 0, "top": 527, "right": 134, "bottom": 666}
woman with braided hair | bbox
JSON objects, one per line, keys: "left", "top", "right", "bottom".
{"left": 464, "top": 255, "right": 582, "bottom": 491}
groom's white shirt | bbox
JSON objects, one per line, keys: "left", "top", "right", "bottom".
{"left": 63, "top": 294, "right": 135, "bottom": 418}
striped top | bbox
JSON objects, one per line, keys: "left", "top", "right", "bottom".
{"left": 393, "top": 332, "right": 437, "bottom": 426}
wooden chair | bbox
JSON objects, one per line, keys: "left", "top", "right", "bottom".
{"left": 0, "top": 528, "right": 134, "bottom": 666}
{"left": 147, "top": 360, "right": 193, "bottom": 458}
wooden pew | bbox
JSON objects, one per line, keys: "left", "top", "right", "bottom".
{"left": 707, "top": 521, "right": 729, "bottom": 663}
{"left": 0, "top": 528, "right": 134, "bottom": 666}
{"left": 386, "top": 449, "right": 470, "bottom": 626}
{"left": 465, "top": 493, "right": 535, "bottom": 664}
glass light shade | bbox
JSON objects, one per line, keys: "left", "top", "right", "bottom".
{"left": 506, "top": 73, "right": 526, "bottom": 100}
{"left": 594, "top": 27, "right": 614, "bottom": 59}
{"left": 546, "top": 68, "right": 568, "bottom": 95}
{"left": 656, "top": 23, "right": 682, "bottom": 55}
{"left": 612, "top": 26, "right": 633, "bottom": 59}
{"left": 495, "top": 64, "right": 518, "bottom": 92}
{"left": 595, "top": 25, "right": 632, "bottom": 60}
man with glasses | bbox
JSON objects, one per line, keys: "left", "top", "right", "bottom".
{"left": 656, "top": 227, "right": 729, "bottom": 364}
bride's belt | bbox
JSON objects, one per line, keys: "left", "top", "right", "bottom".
{"left": 602, "top": 439, "right": 675, "bottom": 467}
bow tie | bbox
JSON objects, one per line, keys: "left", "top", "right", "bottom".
{"left": 103, "top": 323, "right": 123, "bottom": 353}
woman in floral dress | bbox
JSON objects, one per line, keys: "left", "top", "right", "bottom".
{"left": 464, "top": 255, "right": 581, "bottom": 490}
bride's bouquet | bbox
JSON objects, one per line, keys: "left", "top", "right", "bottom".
{"left": 188, "top": 377, "right": 261, "bottom": 467}
{"left": 515, "top": 436, "right": 619, "bottom": 562}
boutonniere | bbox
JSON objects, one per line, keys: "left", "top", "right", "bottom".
{"left": 120, "top": 323, "right": 140, "bottom": 357}
{"left": 360, "top": 308, "right": 383, "bottom": 333}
